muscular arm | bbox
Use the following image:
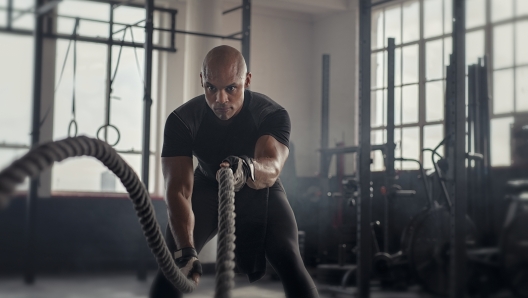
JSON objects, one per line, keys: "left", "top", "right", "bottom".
{"left": 162, "top": 156, "right": 195, "bottom": 249}
{"left": 246, "top": 135, "right": 289, "bottom": 189}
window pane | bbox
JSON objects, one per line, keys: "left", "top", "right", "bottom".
{"left": 52, "top": 156, "right": 108, "bottom": 192}
{"left": 371, "top": 130, "right": 386, "bottom": 171}
{"left": 493, "top": 69, "right": 514, "bottom": 114}
{"left": 395, "top": 47, "right": 402, "bottom": 86}
{"left": 114, "top": 6, "right": 146, "bottom": 44}
{"left": 491, "top": 117, "right": 514, "bottom": 167}
{"left": 110, "top": 46, "right": 146, "bottom": 151}
{"left": 385, "top": 4, "right": 401, "bottom": 46}
{"left": 395, "top": 128, "right": 402, "bottom": 170}
{"left": 52, "top": 154, "right": 155, "bottom": 193}
{"left": 444, "top": 0, "right": 452, "bottom": 34}
{"left": 402, "top": 1, "right": 420, "bottom": 43}
{"left": 517, "top": 67, "right": 528, "bottom": 111}
{"left": 426, "top": 81, "right": 445, "bottom": 122}
{"left": 372, "top": 9, "right": 384, "bottom": 49}
{"left": 54, "top": 41, "right": 107, "bottom": 142}
{"left": 423, "top": 124, "right": 444, "bottom": 169}
{"left": 466, "top": 0, "right": 486, "bottom": 29}
{"left": 401, "top": 127, "right": 420, "bottom": 169}
{"left": 466, "top": 30, "right": 485, "bottom": 69}
{"left": 517, "top": 21, "right": 528, "bottom": 65}
{"left": 395, "top": 86, "right": 402, "bottom": 125}
{"left": 444, "top": 37, "right": 452, "bottom": 77}
{"left": 372, "top": 52, "right": 385, "bottom": 89}
{"left": 402, "top": 44, "right": 419, "bottom": 84}
{"left": 0, "top": 9, "right": 5, "bottom": 27}
{"left": 58, "top": 0, "right": 110, "bottom": 21}
{"left": 371, "top": 90, "right": 386, "bottom": 128}
{"left": 424, "top": 0, "right": 443, "bottom": 38}
{"left": 402, "top": 84, "right": 419, "bottom": 124}
{"left": 493, "top": 23, "right": 514, "bottom": 69}
{"left": 0, "top": 148, "right": 29, "bottom": 191}
{"left": 518, "top": 0, "right": 528, "bottom": 16}
{"left": 492, "top": 0, "right": 513, "bottom": 22}
{"left": 0, "top": 35, "right": 32, "bottom": 145}
{"left": 57, "top": 17, "right": 109, "bottom": 39}
{"left": 426, "top": 39, "right": 443, "bottom": 80}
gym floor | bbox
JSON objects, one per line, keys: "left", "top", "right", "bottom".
{"left": 0, "top": 273, "right": 440, "bottom": 298}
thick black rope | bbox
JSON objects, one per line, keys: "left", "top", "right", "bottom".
{"left": 0, "top": 136, "right": 237, "bottom": 297}
{"left": 216, "top": 168, "right": 236, "bottom": 298}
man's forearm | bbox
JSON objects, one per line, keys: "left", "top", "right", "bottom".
{"left": 247, "top": 157, "right": 281, "bottom": 189}
{"left": 167, "top": 194, "right": 195, "bottom": 249}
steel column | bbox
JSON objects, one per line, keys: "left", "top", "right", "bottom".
{"left": 104, "top": 5, "right": 114, "bottom": 143}
{"left": 241, "top": 0, "right": 251, "bottom": 71}
{"left": 450, "top": 0, "right": 467, "bottom": 297}
{"left": 138, "top": 0, "right": 155, "bottom": 281}
{"left": 357, "top": 0, "right": 372, "bottom": 296}
{"left": 7, "top": 0, "right": 13, "bottom": 29}
{"left": 385, "top": 38, "right": 395, "bottom": 253}
{"left": 25, "top": 0, "right": 46, "bottom": 285}
{"left": 320, "top": 54, "right": 330, "bottom": 176}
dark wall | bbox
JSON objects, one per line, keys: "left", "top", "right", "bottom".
{"left": 0, "top": 195, "right": 169, "bottom": 275}
{"left": 0, "top": 166, "right": 523, "bottom": 274}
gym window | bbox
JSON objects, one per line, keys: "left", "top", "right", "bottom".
{"left": 371, "top": 0, "right": 528, "bottom": 171}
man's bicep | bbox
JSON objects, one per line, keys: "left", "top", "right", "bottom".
{"left": 254, "top": 135, "right": 289, "bottom": 168}
{"left": 161, "top": 156, "right": 194, "bottom": 200}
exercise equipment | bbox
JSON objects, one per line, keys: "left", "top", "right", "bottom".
{"left": 54, "top": 18, "right": 80, "bottom": 138}
{"left": 0, "top": 136, "right": 237, "bottom": 297}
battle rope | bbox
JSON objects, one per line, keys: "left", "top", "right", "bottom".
{"left": 0, "top": 136, "right": 237, "bottom": 297}
{"left": 216, "top": 168, "right": 236, "bottom": 298}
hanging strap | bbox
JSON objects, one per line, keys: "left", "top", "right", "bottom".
{"left": 68, "top": 18, "right": 80, "bottom": 138}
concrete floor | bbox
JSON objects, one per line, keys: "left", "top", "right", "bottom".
{"left": 0, "top": 273, "right": 439, "bottom": 298}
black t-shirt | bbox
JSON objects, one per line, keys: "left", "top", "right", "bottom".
{"left": 161, "top": 90, "right": 290, "bottom": 180}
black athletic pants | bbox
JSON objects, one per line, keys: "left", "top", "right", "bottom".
{"left": 149, "top": 175, "right": 319, "bottom": 298}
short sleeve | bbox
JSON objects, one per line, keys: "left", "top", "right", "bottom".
{"left": 257, "top": 109, "right": 291, "bottom": 148}
{"left": 161, "top": 112, "right": 193, "bottom": 157}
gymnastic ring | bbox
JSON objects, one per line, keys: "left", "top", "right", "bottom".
{"left": 96, "top": 124, "right": 121, "bottom": 147}
{"left": 68, "top": 119, "right": 78, "bottom": 138}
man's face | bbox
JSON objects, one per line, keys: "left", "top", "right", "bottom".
{"left": 201, "top": 66, "right": 251, "bottom": 121}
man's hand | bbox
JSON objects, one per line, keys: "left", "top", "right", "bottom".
{"left": 217, "top": 155, "right": 255, "bottom": 191}
{"left": 174, "top": 247, "right": 202, "bottom": 286}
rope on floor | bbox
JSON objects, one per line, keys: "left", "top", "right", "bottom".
{"left": 0, "top": 136, "right": 237, "bottom": 297}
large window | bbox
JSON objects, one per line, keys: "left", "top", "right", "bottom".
{"left": 51, "top": 1, "right": 160, "bottom": 194}
{"left": 0, "top": 0, "right": 165, "bottom": 195}
{"left": 371, "top": 0, "right": 528, "bottom": 170}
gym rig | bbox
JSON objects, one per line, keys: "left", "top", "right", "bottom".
{"left": 312, "top": 25, "right": 528, "bottom": 298}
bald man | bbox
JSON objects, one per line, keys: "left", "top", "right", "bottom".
{"left": 149, "top": 45, "right": 319, "bottom": 298}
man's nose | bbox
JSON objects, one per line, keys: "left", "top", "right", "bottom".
{"left": 216, "top": 90, "right": 228, "bottom": 104}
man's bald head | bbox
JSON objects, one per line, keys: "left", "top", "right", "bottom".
{"left": 200, "top": 45, "right": 252, "bottom": 121}
{"left": 201, "top": 45, "right": 247, "bottom": 80}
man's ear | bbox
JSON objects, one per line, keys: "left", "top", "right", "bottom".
{"left": 244, "top": 72, "right": 252, "bottom": 88}
{"left": 200, "top": 73, "right": 204, "bottom": 87}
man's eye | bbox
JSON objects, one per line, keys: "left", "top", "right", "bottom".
{"left": 207, "top": 86, "right": 216, "bottom": 91}
{"left": 226, "top": 86, "right": 236, "bottom": 92}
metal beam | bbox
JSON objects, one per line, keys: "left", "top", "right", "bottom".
{"left": 450, "top": 0, "right": 467, "bottom": 296}
{"left": 25, "top": 0, "right": 46, "bottom": 285}
{"left": 320, "top": 54, "right": 330, "bottom": 176}
{"left": 385, "top": 37, "right": 395, "bottom": 253}
{"left": 223, "top": 4, "right": 242, "bottom": 15}
{"left": 138, "top": 0, "right": 154, "bottom": 281}
{"left": 357, "top": 0, "right": 372, "bottom": 296}
{"left": 241, "top": 0, "right": 251, "bottom": 71}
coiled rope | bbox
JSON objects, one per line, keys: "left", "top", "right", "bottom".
{"left": 0, "top": 136, "right": 236, "bottom": 297}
